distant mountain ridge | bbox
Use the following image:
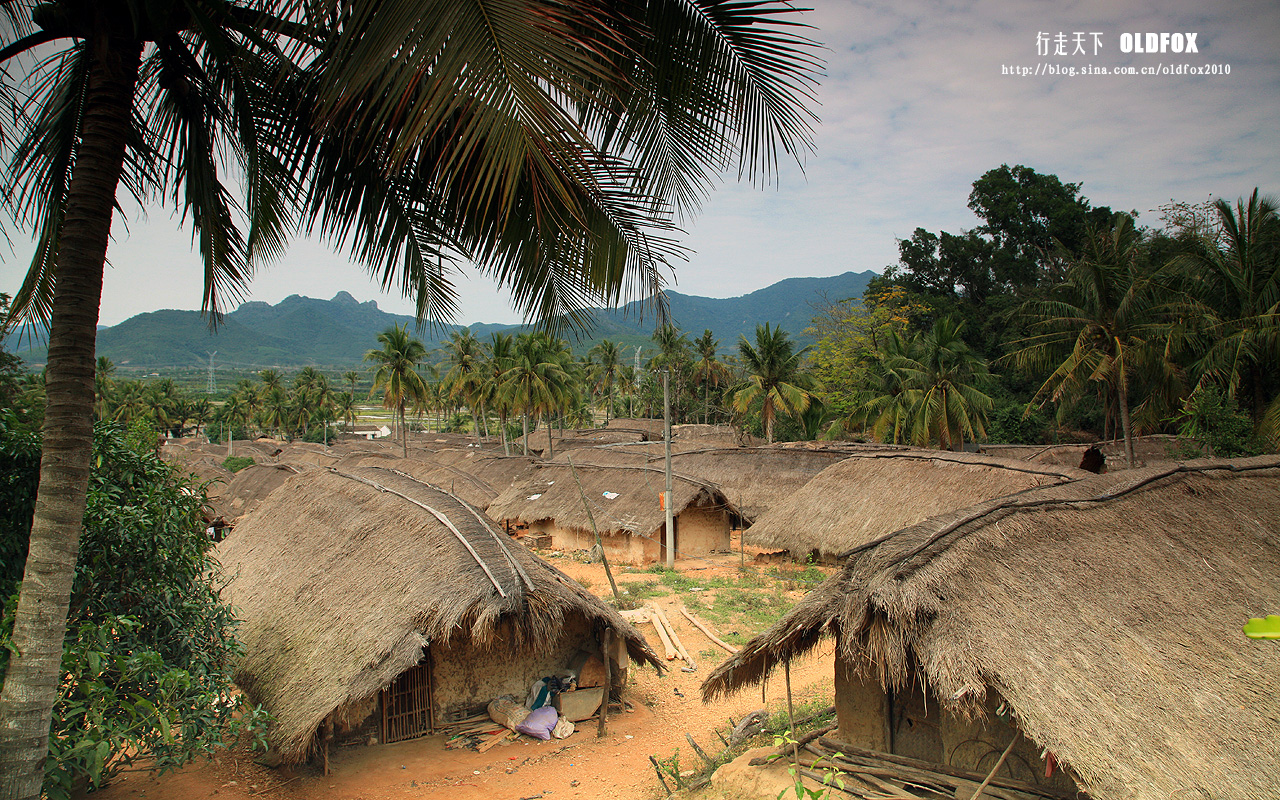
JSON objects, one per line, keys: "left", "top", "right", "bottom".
{"left": 8, "top": 271, "right": 875, "bottom": 369}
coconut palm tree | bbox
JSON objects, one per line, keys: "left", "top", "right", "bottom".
{"left": 0, "top": 1, "right": 820, "bottom": 791}
{"left": 93, "top": 356, "right": 115, "bottom": 420}
{"left": 588, "top": 339, "right": 623, "bottom": 426}
{"left": 731, "top": 323, "right": 813, "bottom": 444}
{"left": 442, "top": 329, "right": 488, "bottom": 445}
{"left": 691, "top": 330, "right": 731, "bottom": 425}
{"left": 502, "top": 332, "right": 571, "bottom": 456}
{"left": 365, "top": 325, "right": 428, "bottom": 458}
{"left": 895, "top": 317, "right": 993, "bottom": 451}
{"left": 333, "top": 391, "right": 358, "bottom": 432}
{"left": 343, "top": 370, "right": 360, "bottom": 395}
{"left": 1171, "top": 189, "right": 1280, "bottom": 430}
{"left": 1012, "top": 213, "right": 1172, "bottom": 466}
{"left": 483, "top": 333, "right": 517, "bottom": 454}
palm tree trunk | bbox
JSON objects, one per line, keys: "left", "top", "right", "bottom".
{"left": 546, "top": 415, "right": 555, "bottom": 459}
{"left": 1118, "top": 378, "right": 1135, "bottom": 467}
{"left": 0, "top": 35, "right": 141, "bottom": 800}
{"left": 475, "top": 402, "right": 484, "bottom": 446}
{"left": 400, "top": 401, "right": 408, "bottom": 459}
{"left": 521, "top": 413, "right": 530, "bottom": 456}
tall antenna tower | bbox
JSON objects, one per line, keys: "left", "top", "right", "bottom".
{"left": 206, "top": 351, "right": 217, "bottom": 394}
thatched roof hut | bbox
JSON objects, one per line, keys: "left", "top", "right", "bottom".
{"left": 980, "top": 434, "right": 1205, "bottom": 470}
{"left": 487, "top": 461, "right": 736, "bottom": 563}
{"left": 745, "top": 451, "right": 1087, "bottom": 559}
{"left": 703, "top": 457, "right": 1280, "bottom": 800}
{"left": 666, "top": 446, "right": 858, "bottom": 522}
{"left": 205, "top": 462, "right": 307, "bottom": 520}
{"left": 218, "top": 466, "right": 659, "bottom": 763}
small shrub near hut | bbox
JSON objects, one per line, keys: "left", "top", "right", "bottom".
{"left": 222, "top": 455, "right": 255, "bottom": 472}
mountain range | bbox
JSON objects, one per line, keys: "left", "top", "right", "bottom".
{"left": 6, "top": 271, "right": 874, "bottom": 370}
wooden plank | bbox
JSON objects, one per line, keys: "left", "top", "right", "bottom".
{"left": 476, "top": 730, "right": 514, "bottom": 752}
{"left": 818, "top": 737, "right": 1074, "bottom": 800}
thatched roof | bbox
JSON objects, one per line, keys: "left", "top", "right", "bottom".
{"left": 666, "top": 447, "right": 859, "bottom": 522}
{"left": 980, "top": 434, "right": 1205, "bottom": 470}
{"left": 703, "top": 457, "right": 1280, "bottom": 800}
{"left": 217, "top": 466, "right": 659, "bottom": 763}
{"left": 486, "top": 461, "right": 734, "bottom": 537}
{"left": 356, "top": 453, "right": 540, "bottom": 509}
{"left": 205, "top": 462, "right": 308, "bottom": 520}
{"left": 744, "top": 451, "right": 1087, "bottom": 558}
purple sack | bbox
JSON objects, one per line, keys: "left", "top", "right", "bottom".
{"left": 515, "top": 705, "right": 559, "bottom": 741}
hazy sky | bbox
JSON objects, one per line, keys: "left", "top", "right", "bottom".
{"left": 3, "top": 0, "right": 1278, "bottom": 327}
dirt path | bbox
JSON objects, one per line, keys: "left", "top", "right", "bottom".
{"left": 92, "top": 549, "right": 835, "bottom": 800}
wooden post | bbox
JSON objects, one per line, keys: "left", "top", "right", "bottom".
{"left": 568, "top": 455, "right": 620, "bottom": 602}
{"left": 664, "top": 369, "right": 675, "bottom": 569}
{"left": 785, "top": 660, "right": 798, "bottom": 766}
{"left": 598, "top": 627, "right": 612, "bottom": 737}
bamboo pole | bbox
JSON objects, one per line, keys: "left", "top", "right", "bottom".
{"left": 968, "top": 732, "right": 1019, "bottom": 800}
{"left": 679, "top": 606, "right": 738, "bottom": 653}
{"left": 785, "top": 660, "right": 798, "bottom": 766}
{"left": 646, "top": 603, "right": 678, "bottom": 660}
{"left": 567, "top": 455, "right": 620, "bottom": 601}
{"left": 653, "top": 604, "right": 695, "bottom": 670}
{"left": 598, "top": 627, "right": 612, "bottom": 738}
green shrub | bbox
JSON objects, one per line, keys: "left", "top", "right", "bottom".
{"left": 1, "top": 422, "right": 265, "bottom": 799}
{"left": 222, "top": 455, "right": 255, "bottom": 472}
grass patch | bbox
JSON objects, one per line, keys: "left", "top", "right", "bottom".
{"left": 618, "top": 580, "right": 668, "bottom": 601}
{"left": 222, "top": 455, "right": 254, "bottom": 473}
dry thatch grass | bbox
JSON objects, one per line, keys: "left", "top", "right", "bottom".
{"left": 205, "top": 462, "right": 308, "bottom": 520}
{"left": 703, "top": 456, "right": 1280, "bottom": 800}
{"left": 744, "top": 450, "right": 1087, "bottom": 558}
{"left": 980, "top": 433, "right": 1205, "bottom": 470}
{"left": 666, "top": 446, "right": 858, "bottom": 522}
{"left": 217, "top": 465, "right": 659, "bottom": 763}
{"left": 486, "top": 460, "right": 733, "bottom": 537}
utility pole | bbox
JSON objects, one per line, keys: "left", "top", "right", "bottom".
{"left": 206, "top": 351, "right": 217, "bottom": 394}
{"left": 664, "top": 368, "right": 675, "bottom": 569}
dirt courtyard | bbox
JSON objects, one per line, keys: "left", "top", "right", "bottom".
{"left": 91, "top": 544, "right": 836, "bottom": 800}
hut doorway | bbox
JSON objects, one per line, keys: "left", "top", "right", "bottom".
{"left": 381, "top": 655, "right": 433, "bottom": 743}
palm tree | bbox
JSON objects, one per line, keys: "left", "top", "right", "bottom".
{"left": 442, "top": 329, "right": 488, "bottom": 445}
{"left": 1012, "top": 213, "right": 1171, "bottom": 466}
{"left": 0, "top": 1, "right": 820, "bottom": 790}
{"left": 691, "top": 330, "right": 731, "bottom": 425}
{"left": 343, "top": 370, "right": 360, "bottom": 395}
{"left": 365, "top": 325, "right": 428, "bottom": 459}
{"left": 483, "top": 333, "right": 517, "bottom": 454}
{"left": 731, "top": 323, "right": 813, "bottom": 444}
{"left": 895, "top": 317, "right": 993, "bottom": 451}
{"left": 1171, "top": 189, "right": 1280, "bottom": 428}
{"left": 588, "top": 339, "right": 623, "bottom": 426}
{"left": 502, "top": 333, "right": 571, "bottom": 456}
{"left": 93, "top": 356, "right": 115, "bottom": 420}
{"left": 334, "top": 391, "right": 358, "bottom": 432}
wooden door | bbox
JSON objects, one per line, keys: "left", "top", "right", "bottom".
{"left": 381, "top": 656, "right": 432, "bottom": 744}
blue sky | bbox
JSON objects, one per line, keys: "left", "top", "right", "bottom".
{"left": 3, "top": 0, "right": 1278, "bottom": 327}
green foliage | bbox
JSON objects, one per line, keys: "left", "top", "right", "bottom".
{"left": 986, "top": 402, "right": 1052, "bottom": 444}
{"left": 0, "top": 423, "right": 262, "bottom": 797}
{"left": 1176, "top": 386, "right": 1263, "bottom": 458}
{"left": 222, "top": 455, "right": 255, "bottom": 473}
{"left": 1243, "top": 615, "right": 1280, "bottom": 639}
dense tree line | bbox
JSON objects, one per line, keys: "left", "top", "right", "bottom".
{"left": 810, "top": 166, "right": 1279, "bottom": 461}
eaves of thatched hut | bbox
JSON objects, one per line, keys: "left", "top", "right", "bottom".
{"left": 745, "top": 451, "right": 1088, "bottom": 560}
{"left": 703, "top": 457, "right": 1280, "bottom": 800}
{"left": 217, "top": 465, "right": 659, "bottom": 764}
{"left": 487, "top": 462, "right": 736, "bottom": 564}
